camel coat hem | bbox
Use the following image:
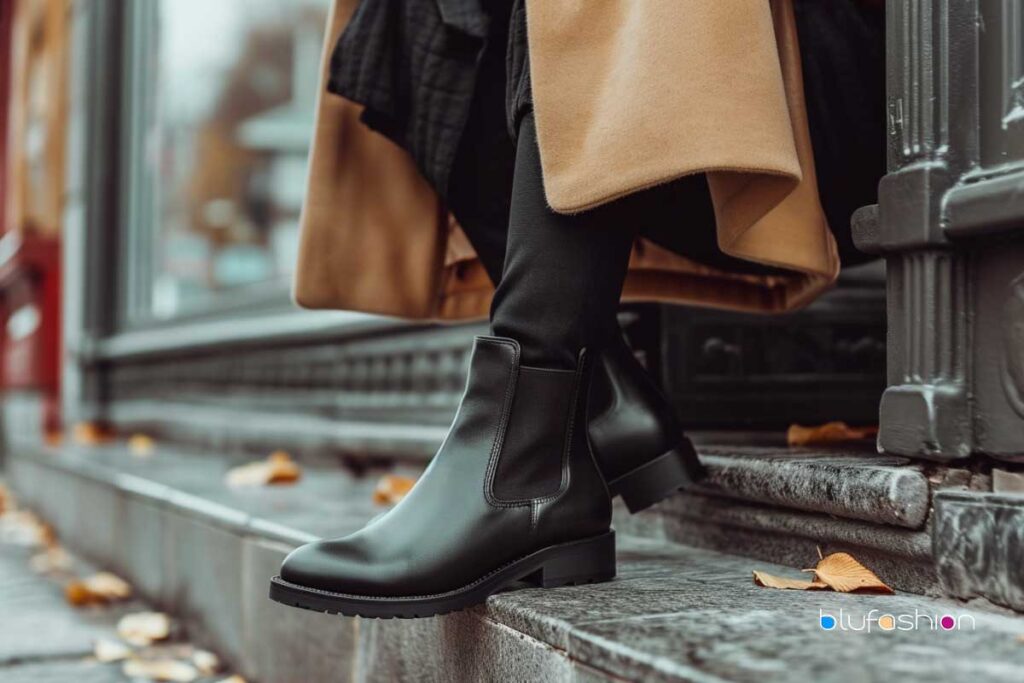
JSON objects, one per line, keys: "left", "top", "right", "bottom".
{"left": 293, "top": 0, "right": 840, "bottom": 322}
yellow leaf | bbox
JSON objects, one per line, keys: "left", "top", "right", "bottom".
{"left": 225, "top": 452, "right": 301, "bottom": 488}
{"left": 805, "top": 552, "right": 894, "bottom": 594}
{"left": 122, "top": 659, "right": 198, "bottom": 682}
{"left": 94, "top": 639, "right": 132, "bottom": 663}
{"left": 753, "top": 570, "right": 828, "bottom": 591}
{"left": 65, "top": 572, "right": 133, "bottom": 606}
{"left": 129, "top": 434, "right": 156, "bottom": 457}
{"left": 787, "top": 422, "right": 878, "bottom": 447}
{"left": 117, "top": 612, "right": 171, "bottom": 646}
{"left": 372, "top": 475, "right": 416, "bottom": 506}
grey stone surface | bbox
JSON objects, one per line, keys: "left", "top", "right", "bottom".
{"left": 0, "top": 528, "right": 247, "bottom": 683}
{"left": 696, "top": 448, "right": 930, "bottom": 528}
{"left": 488, "top": 538, "right": 1024, "bottom": 683}
{"left": 10, "top": 446, "right": 1024, "bottom": 682}
{"left": 613, "top": 492, "right": 937, "bottom": 594}
{"left": 111, "top": 496, "right": 166, "bottom": 600}
{"left": 0, "top": 660, "right": 132, "bottom": 683}
{"left": 355, "top": 612, "right": 575, "bottom": 683}
{"left": 0, "top": 545, "right": 137, "bottom": 665}
{"left": 240, "top": 537, "right": 356, "bottom": 683}
{"left": 161, "top": 511, "right": 245, "bottom": 666}
{"left": 933, "top": 491, "right": 1024, "bottom": 611}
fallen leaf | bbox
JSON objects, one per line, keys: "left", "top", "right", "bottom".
{"left": 129, "top": 434, "right": 156, "bottom": 457}
{"left": 372, "top": 474, "right": 416, "bottom": 506}
{"left": 122, "top": 658, "right": 198, "bottom": 682}
{"left": 191, "top": 649, "right": 220, "bottom": 676}
{"left": 804, "top": 552, "right": 894, "bottom": 594}
{"left": 0, "top": 510, "right": 56, "bottom": 547}
{"left": 117, "top": 612, "right": 171, "bottom": 646}
{"left": 65, "top": 572, "right": 133, "bottom": 606}
{"left": 31, "top": 546, "right": 73, "bottom": 575}
{"left": 787, "top": 422, "right": 878, "bottom": 447}
{"left": 225, "top": 451, "right": 301, "bottom": 488}
{"left": 94, "top": 639, "right": 132, "bottom": 663}
{"left": 752, "top": 570, "right": 828, "bottom": 591}
{"left": 74, "top": 421, "right": 115, "bottom": 445}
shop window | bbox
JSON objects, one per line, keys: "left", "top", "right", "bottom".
{"left": 120, "top": 0, "right": 328, "bottom": 324}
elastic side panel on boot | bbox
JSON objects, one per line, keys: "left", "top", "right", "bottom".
{"left": 491, "top": 366, "right": 576, "bottom": 502}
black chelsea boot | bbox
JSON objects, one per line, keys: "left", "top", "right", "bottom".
{"left": 588, "top": 334, "right": 706, "bottom": 513}
{"left": 269, "top": 336, "right": 615, "bottom": 618}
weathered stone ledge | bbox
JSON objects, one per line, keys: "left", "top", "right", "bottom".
{"left": 696, "top": 448, "right": 930, "bottom": 528}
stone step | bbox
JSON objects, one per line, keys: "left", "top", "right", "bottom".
{"left": 694, "top": 445, "right": 930, "bottom": 528}
{"left": 7, "top": 442, "right": 1024, "bottom": 682}
{"left": 933, "top": 491, "right": 1024, "bottom": 612}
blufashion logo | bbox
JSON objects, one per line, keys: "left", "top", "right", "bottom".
{"left": 819, "top": 609, "right": 976, "bottom": 633}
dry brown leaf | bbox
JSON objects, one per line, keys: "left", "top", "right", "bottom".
{"left": 225, "top": 451, "right": 301, "bottom": 488}
{"left": 752, "top": 570, "right": 828, "bottom": 591}
{"left": 191, "top": 649, "right": 220, "bottom": 676}
{"left": 122, "top": 658, "right": 198, "bottom": 682}
{"left": 372, "top": 474, "right": 416, "bottom": 506}
{"left": 804, "top": 552, "right": 894, "bottom": 594}
{"left": 65, "top": 572, "right": 133, "bottom": 606}
{"left": 129, "top": 434, "right": 156, "bottom": 457}
{"left": 74, "top": 421, "right": 115, "bottom": 445}
{"left": 94, "top": 638, "right": 132, "bottom": 663}
{"left": 787, "top": 421, "right": 878, "bottom": 447}
{"left": 117, "top": 612, "right": 171, "bottom": 646}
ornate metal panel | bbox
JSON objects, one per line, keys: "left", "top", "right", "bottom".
{"left": 860, "top": 0, "right": 1024, "bottom": 461}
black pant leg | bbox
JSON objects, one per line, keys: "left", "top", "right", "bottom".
{"left": 445, "top": 24, "right": 516, "bottom": 287}
{"left": 490, "top": 113, "right": 636, "bottom": 369}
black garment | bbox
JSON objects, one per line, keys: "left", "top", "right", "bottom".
{"left": 327, "top": 0, "right": 508, "bottom": 196}
{"left": 490, "top": 114, "right": 637, "bottom": 369}
{"left": 794, "top": 0, "right": 886, "bottom": 266}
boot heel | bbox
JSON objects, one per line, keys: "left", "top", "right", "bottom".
{"left": 609, "top": 440, "right": 705, "bottom": 513}
{"left": 529, "top": 532, "right": 616, "bottom": 588}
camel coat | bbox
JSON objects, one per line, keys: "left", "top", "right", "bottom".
{"left": 293, "top": 0, "right": 840, "bottom": 320}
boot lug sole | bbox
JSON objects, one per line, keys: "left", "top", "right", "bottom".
{"left": 268, "top": 531, "right": 615, "bottom": 619}
{"left": 608, "top": 440, "right": 706, "bottom": 513}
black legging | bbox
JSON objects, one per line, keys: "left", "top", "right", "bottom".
{"left": 448, "top": 105, "right": 780, "bottom": 370}
{"left": 488, "top": 113, "right": 637, "bottom": 369}
{"left": 445, "top": 24, "right": 785, "bottom": 370}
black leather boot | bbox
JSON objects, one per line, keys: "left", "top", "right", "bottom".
{"left": 269, "top": 336, "right": 615, "bottom": 618}
{"left": 589, "top": 334, "right": 706, "bottom": 513}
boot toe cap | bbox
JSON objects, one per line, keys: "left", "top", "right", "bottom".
{"left": 279, "top": 541, "right": 362, "bottom": 593}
